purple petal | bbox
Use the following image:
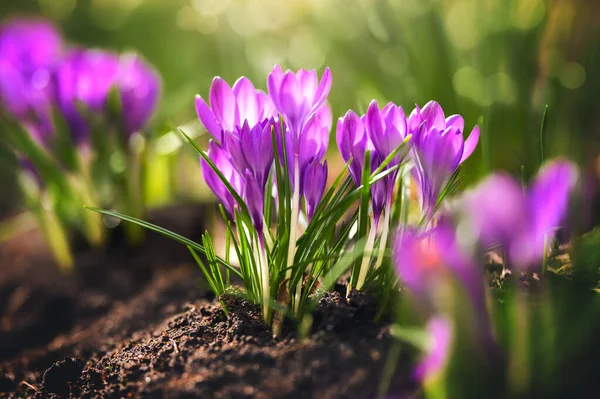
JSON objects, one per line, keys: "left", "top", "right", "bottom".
{"left": 459, "top": 125, "right": 480, "bottom": 164}
{"left": 117, "top": 53, "right": 160, "bottom": 135}
{"left": 445, "top": 114, "right": 464, "bottom": 133}
{"left": 195, "top": 95, "right": 222, "bottom": 141}
{"left": 209, "top": 77, "right": 238, "bottom": 133}
{"left": 414, "top": 316, "right": 453, "bottom": 382}
{"left": 420, "top": 101, "right": 446, "bottom": 131}
{"left": 511, "top": 160, "right": 579, "bottom": 267}
{"left": 407, "top": 104, "right": 422, "bottom": 133}
{"left": 312, "top": 67, "right": 332, "bottom": 113}
{"left": 266, "top": 64, "right": 284, "bottom": 111}
{"left": 302, "top": 159, "right": 328, "bottom": 222}
{"left": 233, "top": 77, "right": 259, "bottom": 126}
{"left": 201, "top": 140, "right": 243, "bottom": 217}
{"left": 244, "top": 169, "right": 264, "bottom": 232}
{"left": 459, "top": 173, "right": 528, "bottom": 250}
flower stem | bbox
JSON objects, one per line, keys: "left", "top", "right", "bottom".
{"left": 374, "top": 204, "right": 391, "bottom": 270}
{"left": 287, "top": 159, "right": 300, "bottom": 309}
{"left": 125, "top": 133, "right": 146, "bottom": 246}
{"left": 38, "top": 206, "right": 74, "bottom": 272}
{"left": 258, "top": 236, "right": 270, "bottom": 323}
{"left": 355, "top": 218, "right": 379, "bottom": 291}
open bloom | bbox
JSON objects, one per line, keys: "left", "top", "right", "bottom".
{"left": 267, "top": 65, "right": 331, "bottom": 139}
{"left": 223, "top": 118, "right": 275, "bottom": 191}
{"left": 195, "top": 76, "right": 276, "bottom": 143}
{"left": 456, "top": 159, "right": 579, "bottom": 269}
{"left": 409, "top": 101, "right": 479, "bottom": 221}
{"left": 0, "top": 18, "right": 63, "bottom": 143}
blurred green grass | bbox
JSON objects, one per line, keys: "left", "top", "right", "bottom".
{"left": 1, "top": 0, "right": 599, "bottom": 215}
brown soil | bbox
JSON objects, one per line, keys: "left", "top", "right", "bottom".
{"left": 0, "top": 204, "right": 417, "bottom": 399}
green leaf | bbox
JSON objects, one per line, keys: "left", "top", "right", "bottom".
{"left": 85, "top": 206, "right": 242, "bottom": 278}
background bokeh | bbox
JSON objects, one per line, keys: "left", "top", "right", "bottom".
{"left": 1, "top": 0, "right": 599, "bottom": 218}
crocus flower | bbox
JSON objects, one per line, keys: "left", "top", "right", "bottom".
{"left": 301, "top": 158, "right": 328, "bottom": 221}
{"left": 0, "top": 18, "right": 63, "bottom": 143}
{"left": 195, "top": 76, "right": 276, "bottom": 143}
{"left": 414, "top": 316, "right": 453, "bottom": 383}
{"left": 244, "top": 169, "right": 265, "bottom": 233}
{"left": 336, "top": 110, "right": 372, "bottom": 186}
{"left": 267, "top": 65, "right": 331, "bottom": 140}
{"left": 409, "top": 101, "right": 479, "bottom": 222}
{"left": 201, "top": 140, "right": 244, "bottom": 217}
{"left": 456, "top": 159, "right": 579, "bottom": 269}
{"left": 223, "top": 118, "right": 275, "bottom": 191}
{"left": 337, "top": 106, "right": 400, "bottom": 222}
{"left": 56, "top": 49, "right": 120, "bottom": 144}
{"left": 116, "top": 53, "right": 160, "bottom": 136}
{"left": 279, "top": 102, "right": 331, "bottom": 191}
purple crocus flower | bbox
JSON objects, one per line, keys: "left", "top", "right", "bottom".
{"left": 195, "top": 76, "right": 276, "bottom": 143}
{"left": 336, "top": 110, "right": 372, "bottom": 186}
{"left": 337, "top": 106, "right": 401, "bottom": 222}
{"left": 414, "top": 316, "right": 453, "bottom": 383}
{"left": 201, "top": 140, "right": 244, "bottom": 217}
{"left": 223, "top": 118, "right": 275, "bottom": 190}
{"left": 244, "top": 169, "right": 265, "bottom": 233}
{"left": 56, "top": 49, "right": 120, "bottom": 144}
{"left": 279, "top": 102, "right": 331, "bottom": 191}
{"left": 409, "top": 101, "right": 479, "bottom": 222}
{"left": 267, "top": 65, "right": 331, "bottom": 140}
{"left": 116, "top": 53, "right": 160, "bottom": 136}
{"left": 301, "top": 158, "right": 328, "bottom": 221}
{"left": 0, "top": 18, "right": 63, "bottom": 143}
{"left": 456, "top": 159, "right": 579, "bottom": 269}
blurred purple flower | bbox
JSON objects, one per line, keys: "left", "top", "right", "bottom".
{"left": 414, "top": 316, "right": 453, "bottom": 382}
{"left": 195, "top": 76, "right": 276, "bottom": 143}
{"left": 201, "top": 140, "right": 244, "bottom": 217}
{"left": 117, "top": 53, "right": 160, "bottom": 136}
{"left": 267, "top": 65, "right": 331, "bottom": 140}
{"left": 56, "top": 49, "right": 120, "bottom": 144}
{"left": 57, "top": 49, "right": 160, "bottom": 144}
{"left": 409, "top": 101, "right": 479, "bottom": 221}
{"left": 0, "top": 18, "right": 63, "bottom": 143}
{"left": 301, "top": 158, "right": 328, "bottom": 221}
{"left": 457, "top": 159, "right": 579, "bottom": 269}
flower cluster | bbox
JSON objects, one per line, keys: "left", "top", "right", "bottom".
{"left": 0, "top": 19, "right": 160, "bottom": 149}
{"left": 194, "top": 67, "right": 331, "bottom": 320}
{"left": 0, "top": 18, "right": 160, "bottom": 269}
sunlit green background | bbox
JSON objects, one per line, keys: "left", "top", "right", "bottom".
{"left": 1, "top": 0, "right": 599, "bottom": 216}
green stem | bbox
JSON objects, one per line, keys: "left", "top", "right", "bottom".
{"left": 259, "top": 236, "right": 270, "bottom": 323}
{"left": 125, "top": 135, "right": 146, "bottom": 246}
{"left": 355, "top": 218, "right": 378, "bottom": 291}
{"left": 374, "top": 205, "right": 391, "bottom": 270}
{"left": 38, "top": 206, "right": 74, "bottom": 272}
{"left": 288, "top": 159, "right": 301, "bottom": 314}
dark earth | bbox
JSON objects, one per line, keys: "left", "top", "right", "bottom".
{"left": 0, "top": 204, "right": 417, "bottom": 399}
